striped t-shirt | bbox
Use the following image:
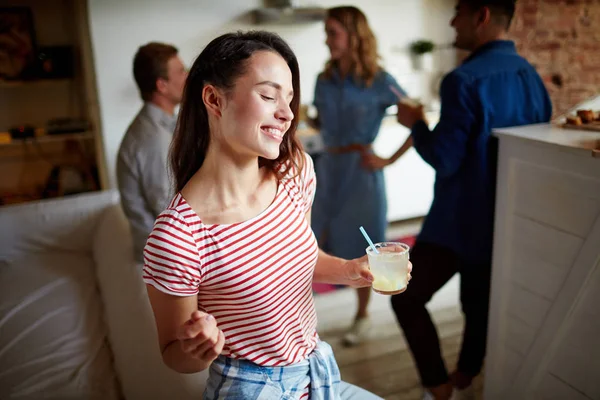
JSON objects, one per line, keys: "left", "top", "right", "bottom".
{"left": 143, "top": 153, "right": 319, "bottom": 366}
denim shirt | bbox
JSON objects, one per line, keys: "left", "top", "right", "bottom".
{"left": 314, "top": 70, "right": 406, "bottom": 148}
{"left": 204, "top": 341, "right": 342, "bottom": 400}
{"left": 412, "top": 40, "right": 552, "bottom": 263}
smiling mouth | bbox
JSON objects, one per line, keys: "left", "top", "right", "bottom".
{"left": 262, "top": 127, "right": 285, "bottom": 141}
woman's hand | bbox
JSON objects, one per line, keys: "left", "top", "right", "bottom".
{"left": 343, "top": 255, "right": 374, "bottom": 288}
{"left": 176, "top": 311, "right": 225, "bottom": 364}
{"left": 362, "top": 153, "right": 392, "bottom": 170}
{"left": 395, "top": 261, "right": 414, "bottom": 293}
{"left": 344, "top": 257, "right": 413, "bottom": 288}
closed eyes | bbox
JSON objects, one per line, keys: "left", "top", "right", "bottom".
{"left": 256, "top": 81, "right": 294, "bottom": 100}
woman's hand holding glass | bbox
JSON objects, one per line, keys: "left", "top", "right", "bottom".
{"left": 343, "top": 255, "right": 413, "bottom": 288}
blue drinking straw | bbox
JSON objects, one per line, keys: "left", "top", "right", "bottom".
{"left": 359, "top": 226, "right": 379, "bottom": 254}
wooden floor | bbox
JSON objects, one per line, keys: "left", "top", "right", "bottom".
{"left": 313, "top": 287, "right": 484, "bottom": 399}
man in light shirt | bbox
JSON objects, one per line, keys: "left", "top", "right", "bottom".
{"left": 117, "top": 42, "right": 187, "bottom": 262}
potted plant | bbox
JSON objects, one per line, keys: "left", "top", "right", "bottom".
{"left": 409, "top": 39, "right": 435, "bottom": 71}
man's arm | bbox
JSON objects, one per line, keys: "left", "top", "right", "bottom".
{"left": 141, "top": 134, "right": 173, "bottom": 216}
{"left": 409, "top": 72, "right": 477, "bottom": 178}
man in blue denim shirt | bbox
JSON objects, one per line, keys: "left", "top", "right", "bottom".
{"left": 391, "top": 1, "right": 552, "bottom": 399}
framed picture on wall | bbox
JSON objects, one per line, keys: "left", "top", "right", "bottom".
{"left": 0, "top": 6, "right": 38, "bottom": 80}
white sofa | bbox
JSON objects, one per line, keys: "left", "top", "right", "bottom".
{"left": 0, "top": 190, "right": 207, "bottom": 399}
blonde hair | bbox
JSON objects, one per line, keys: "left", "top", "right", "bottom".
{"left": 323, "top": 6, "right": 381, "bottom": 87}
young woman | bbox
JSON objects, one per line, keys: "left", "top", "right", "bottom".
{"left": 311, "top": 6, "right": 413, "bottom": 346}
{"left": 142, "top": 31, "right": 411, "bottom": 399}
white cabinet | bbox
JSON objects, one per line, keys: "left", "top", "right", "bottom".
{"left": 485, "top": 124, "right": 600, "bottom": 400}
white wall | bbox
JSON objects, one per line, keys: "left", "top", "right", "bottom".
{"left": 87, "top": 0, "right": 456, "bottom": 188}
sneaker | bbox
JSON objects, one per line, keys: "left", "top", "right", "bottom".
{"left": 451, "top": 385, "right": 474, "bottom": 400}
{"left": 342, "top": 317, "right": 371, "bottom": 346}
{"left": 422, "top": 391, "right": 435, "bottom": 400}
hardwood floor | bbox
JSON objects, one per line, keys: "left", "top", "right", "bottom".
{"left": 314, "top": 287, "right": 485, "bottom": 399}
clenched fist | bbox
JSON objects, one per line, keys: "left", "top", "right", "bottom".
{"left": 176, "top": 311, "right": 225, "bottom": 363}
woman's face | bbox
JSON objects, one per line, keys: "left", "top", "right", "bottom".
{"left": 218, "top": 50, "right": 294, "bottom": 161}
{"left": 325, "top": 17, "right": 350, "bottom": 61}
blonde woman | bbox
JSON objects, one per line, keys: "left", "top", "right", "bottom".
{"left": 311, "top": 6, "right": 412, "bottom": 346}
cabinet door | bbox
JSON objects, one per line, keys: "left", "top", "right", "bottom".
{"left": 486, "top": 136, "right": 600, "bottom": 399}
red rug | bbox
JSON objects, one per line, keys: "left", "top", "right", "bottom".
{"left": 312, "top": 235, "right": 416, "bottom": 295}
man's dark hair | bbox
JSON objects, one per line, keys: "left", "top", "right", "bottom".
{"left": 133, "top": 42, "right": 178, "bottom": 101}
{"left": 462, "top": 0, "right": 517, "bottom": 29}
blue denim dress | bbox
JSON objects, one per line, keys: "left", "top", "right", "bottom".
{"left": 312, "top": 70, "right": 406, "bottom": 259}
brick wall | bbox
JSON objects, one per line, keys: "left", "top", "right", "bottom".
{"left": 509, "top": 0, "right": 600, "bottom": 117}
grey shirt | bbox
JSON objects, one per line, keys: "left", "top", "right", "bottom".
{"left": 117, "top": 103, "right": 177, "bottom": 262}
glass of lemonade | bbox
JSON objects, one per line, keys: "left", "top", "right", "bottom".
{"left": 366, "top": 242, "right": 410, "bottom": 295}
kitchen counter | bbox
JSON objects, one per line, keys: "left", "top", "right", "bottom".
{"left": 296, "top": 124, "right": 323, "bottom": 155}
{"left": 485, "top": 122, "right": 600, "bottom": 399}
{"left": 493, "top": 122, "right": 600, "bottom": 158}
{"left": 296, "top": 108, "right": 442, "bottom": 151}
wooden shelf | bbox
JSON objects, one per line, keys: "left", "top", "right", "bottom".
{"left": 0, "top": 0, "right": 108, "bottom": 198}
{"left": 0, "top": 132, "right": 94, "bottom": 148}
{"left": 0, "top": 78, "right": 73, "bottom": 88}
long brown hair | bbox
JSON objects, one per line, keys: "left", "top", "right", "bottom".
{"left": 323, "top": 6, "right": 381, "bottom": 87}
{"left": 169, "top": 31, "right": 303, "bottom": 193}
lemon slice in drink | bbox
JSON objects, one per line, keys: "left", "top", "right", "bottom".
{"left": 373, "top": 275, "right": 399, "bottom": 292}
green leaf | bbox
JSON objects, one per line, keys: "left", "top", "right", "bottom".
{"left": 410, "top": 40, "right": 435, "bottom": 55}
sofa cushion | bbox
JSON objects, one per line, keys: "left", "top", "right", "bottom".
{"left": 0, "top": 191, "right": 118, "bottom": 262}
{"left": 0, "top": 252, "right": 121, "bottom": 399}
{"left": 93, "top": 204, "right": 207, "bottom": 400}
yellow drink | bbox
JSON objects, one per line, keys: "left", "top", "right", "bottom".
{"left": 366, "top": 242, "right": 410, "bottom": 295}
